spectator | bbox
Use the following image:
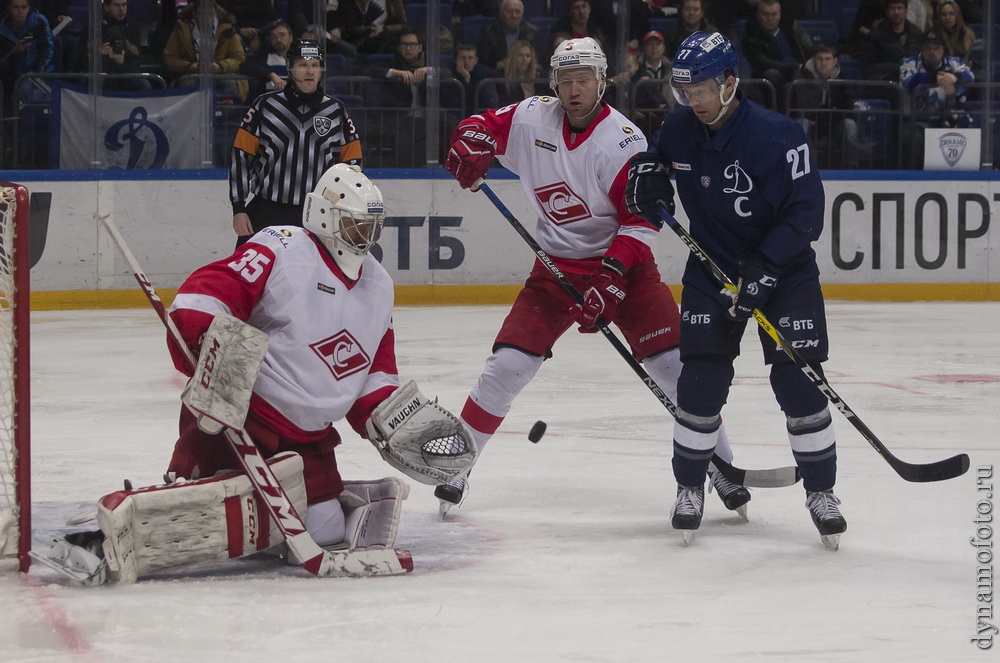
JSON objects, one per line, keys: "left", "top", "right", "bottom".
{"left": 632, "top": 29, "right": 672, "bottom": 137}
{"left": 286, "top": 0, "right": 359, "bottom": 61}
{"left": 476, "top": 0, "right": 538, "bottom": 70}
{"left": 643, "top": 0, "right": 682, "bottom": 19}
{"left": 382, "top": 0, "right": 408, "bottom": 47}
{"left": 217, "top": 0, "right": 279, "bottom": 51}
{"left": 847, "top": 0, "right": 889, "bottom": 55}
{"left": 901, "top": 29, "right": 974, "bottom": 128}
{"left": 933, "top": 0, "right": 976, "bottom": 63}
{"left": 231, "top": 39, "right": 362, "bottom": 242}
{"left": 239, "top": 18, "right": 293, "bottom": 99}
{"left": 551, "top": 0, "right": 608, "bottom": 51}
{"left": 331, "top": 0, "right": 393, "bottom": 55}
{"left": 453, "top": 0, "right": 500, "bottom": 23}
{"left": 859, "top": 0, "right": 922, "bottom": 81}
{"left": 75, "top": 0, "right": 149, "bottom": 91}
{"left": 451, "top": 43, "right": 498, "bottom": 114}
{"left": 907, "top": 0, "right": 935, "bottom": 32}
{"left": 0, "top": 0, "right": 54, "bottom": 112}
{"left": 494, "top": 38, "right": 545, "bottom": 106}
{"left": 162, "top": 0, "right": 248, "bottom": 101}
{"left": 363, "top": 28, "right": 448, "bottom": 165}
{"left": 587, "top": 0, "right": 650, "bottom": 53}
{"left": 794, "top": 44, "right": 872, "bottom": 168}
{"left": 742, "top": 0, "right": 811, "bottom": 92}
{"left": 664, "top": 0, "right": 717, "bottom": 55}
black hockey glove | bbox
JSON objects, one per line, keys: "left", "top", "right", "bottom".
{"left": 725, "top": 258, "right": 781, "bottom": 321}
{"left": 625, "top": 153, "right": 674, "bottom": 226}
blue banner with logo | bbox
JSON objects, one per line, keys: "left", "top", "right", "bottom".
{"left": 53, "top": 83, "right": 203, "bottom": 169}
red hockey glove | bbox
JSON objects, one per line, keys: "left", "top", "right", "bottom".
{"left": 577, "top": 258, "right": 627, "bottom": 333}
{"left": 445, "top": 123, "right": 497, "bottom": 192}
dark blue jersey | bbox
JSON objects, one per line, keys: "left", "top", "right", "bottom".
{"left": 650, "top": 93, "right": 825, "bottom": 298}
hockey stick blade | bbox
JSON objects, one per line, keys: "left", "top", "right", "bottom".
{"left": 712, "top": 456, "right": 800, "bottom": 489}
{"left": 318, "top": 548, "right": 413, "bottom": 577}
{"left": 886, "top": 452, "right": 970, "bottom": 483}
{"left": 655, "top": 203, "right": 970, "bottom": 484}
{"left": 478, "top": 183, "right": 799, "bottom": 488}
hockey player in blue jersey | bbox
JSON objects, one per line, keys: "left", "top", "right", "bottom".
{"left": 624, "top": 31, "right": 847, "bottom": 549}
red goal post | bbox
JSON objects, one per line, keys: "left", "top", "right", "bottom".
{"left": 0, "top": 181, "right": 30, "bottom": 573}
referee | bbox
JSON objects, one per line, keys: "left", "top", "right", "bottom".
{"left": 230, "top": 39, "right": 362, "bottom": 246}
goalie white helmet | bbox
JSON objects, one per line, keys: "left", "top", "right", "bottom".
{"left": 303, "top": 164, "right": 386, "bottom": 280}
{"left": 548, "top": 37, "right": 608, "bottom": 92}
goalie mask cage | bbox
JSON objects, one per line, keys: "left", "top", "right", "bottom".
{"left": 0, "top": 181, "right": 29, "bottom": 573}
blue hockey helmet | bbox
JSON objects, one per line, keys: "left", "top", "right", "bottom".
{"left": 669, "top": 31, "right": 740, "bottom": 117}
{"left": 669, "top": 31, "right": 739, "bottom": 88}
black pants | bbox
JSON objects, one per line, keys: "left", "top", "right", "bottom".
{"left": 235, "top": 197, "right": 304, "bottom": 248}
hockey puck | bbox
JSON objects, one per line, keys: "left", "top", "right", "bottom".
{"left": 528, "top": 420, "right": 547, "bottom": 443}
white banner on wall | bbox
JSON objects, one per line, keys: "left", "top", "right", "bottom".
{"left": 14, "top": 176, "right": 1000, "bottom": 295}
{"left": 55, "top": 85, "right": 203, "bottom": 170}
{"left": 923, "top": 128, "right": 982, "bottom": 170}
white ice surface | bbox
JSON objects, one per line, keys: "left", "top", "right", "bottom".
{"left": 3, "top": 302, "right": 998, "bottom": 662}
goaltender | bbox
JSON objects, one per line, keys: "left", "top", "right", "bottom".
{"left": 33, "top": 165, "right": 475, "bottom": 584}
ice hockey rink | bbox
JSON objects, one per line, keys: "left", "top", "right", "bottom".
{"left": 3, "top": 301, "right": 997, "bottom": 662}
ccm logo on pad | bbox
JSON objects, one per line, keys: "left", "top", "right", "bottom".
{"left": 534, "top": 182, "right": 591, "bottom": 225}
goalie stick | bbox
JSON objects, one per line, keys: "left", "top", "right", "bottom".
{"left": 478, "top": 183, "right": 799, "bottom": 489}
{"left": 98, "top": 214, "right": 413, "bottom": 577}
{"left": 655, "top": 203, "right": 970, "bottom": 483}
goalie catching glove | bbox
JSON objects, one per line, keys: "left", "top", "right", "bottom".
{"left": 366, "top": 380, "right": 477, "bottom": 485}
{"left": 445, "top": 121, "right": 497, "bottom": 192}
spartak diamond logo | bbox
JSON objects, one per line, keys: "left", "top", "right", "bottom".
{"left": 534, "top": 182, "right": 591, "bottom": 225}
{"left": 310, "top": 330, "right": 371, "bottom": 380}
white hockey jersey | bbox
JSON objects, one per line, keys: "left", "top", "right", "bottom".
{"left": 169, "top": 227, "right": 399, "bottom": 439}
{"left": 474, "top": 96, "right": 658, "bottom": 273}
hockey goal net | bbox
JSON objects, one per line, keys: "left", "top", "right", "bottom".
{"left": 0, "top": 181, "right": 29, "bottom": 573}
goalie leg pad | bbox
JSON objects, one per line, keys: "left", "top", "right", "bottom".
{"left": 339, "top": 477, "right": 409, "bottom": 550}
{"left": 365, "top": 380, "right": 478, "bottom": 486}
{"left": 181, "top": 312, "right": 269, "bottom": 432}
{"left": 97, "top": 451, "right": 307, "bottom": 584}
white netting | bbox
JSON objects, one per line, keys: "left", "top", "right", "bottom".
{"left": 0, "top": 185, "right": 22, "bottom": 572}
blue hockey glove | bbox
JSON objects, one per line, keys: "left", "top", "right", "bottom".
{"left": 726, "top": 258, "right": 780, "bottom": 321}
{"left": 625, "top": 153, "right": 674, "bottom": 225}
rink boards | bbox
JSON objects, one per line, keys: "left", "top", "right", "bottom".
{"left": 7, "top": 169, "right": 1000, "bottom": 308}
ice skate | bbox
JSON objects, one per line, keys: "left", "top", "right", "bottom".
{"left": 434, "top": 475, "right": 469, "bottom": 517}
{"left": 805, "top": 490, "right": 847, "bottom": 550}
{"left": 29, "top": 530, "right": 108, "bottom": 586}
{"left": 670, "top": 484, "right": 704, "bottom": 545}
{"left": 708, "top": 469, "right": 751, "bottom": 522}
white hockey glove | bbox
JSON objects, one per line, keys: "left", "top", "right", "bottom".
{"left": 365, "top": 380, "right": 478, "bottom": 485}
{"left": 181, "top": 313, "right": 269, "bottom": 433}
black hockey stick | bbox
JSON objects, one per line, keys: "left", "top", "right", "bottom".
{"left": 656, "top": 203, "right": 970, "bottom": 483}
{"left": 478, "top": 182, "right": 799, "bottom": 488}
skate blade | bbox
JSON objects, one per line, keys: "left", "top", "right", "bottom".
{"left": 680, "top": 530, "right": 696, "bottom": 546}
{"left": 28, "top": 543, "right": 108, "bottom": 586}
{"left": 820, "top": 533, "right": 841, "bottom": 551}
{"left": 66, "top": 510, "right": 98, "bottom": 526}
{"left": 735, "top": 504, "right": 749, "bottom": 523}
{"left": 438, "top": 499, "right": 454, "bottom": 519}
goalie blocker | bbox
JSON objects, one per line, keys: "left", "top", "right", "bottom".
{"left": 30, "top": 453, "right": 411, "bottom": 585}
{"left": 366, "top": 380, "right": 477, "bottom": 485}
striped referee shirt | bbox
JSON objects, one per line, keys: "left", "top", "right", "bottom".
{"left": 230, "top": 87, "right": 362, "bottom": 213}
